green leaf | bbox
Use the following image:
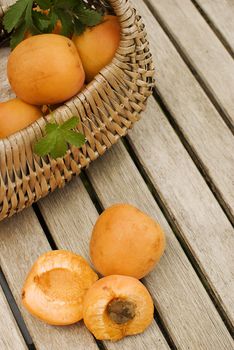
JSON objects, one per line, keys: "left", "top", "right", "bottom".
{"left": 47, "top": 12, "right": 59, "bottom": 32}
{"left": 54, "top": 9, "right": 73, "bottom": 36}
{"left": 50, "top": 134, "right": 67, "bottom": 158}
{"left": 74, "top": 19, "right": 86, "bottom": 35}
{"left": 34, "top": 132, "right": 57, "bottom": 157}
{"left": 63, "top": 130, "right": 86, "bottom": 147}
{"left": 60, "top": 116, "right": 79, "bottom": 131}
{"left": 25, "top": 0, "right": 34, "bottom": 27}
{"left": 34, "top": 117, "right": 85, "bottom": 159}
{"left": 10, "top": 21, "right": 26, "bottom": 49}
{"left": 45, "top": 122, "right": 58, "bottom": 133}
{"left": 32, "top": 11, "right": 51, "bottom": 32}
{"left": 54, "top": 0, "right": 78, "bottom": 9}
{"left": 3, "top": 0, "right": 28, "bottom": 33}
{"left": 35, "top": 0, "right": 52, "bottom": 10}
{"left": 75, "top": 5, "right": 102, "bottom": 26}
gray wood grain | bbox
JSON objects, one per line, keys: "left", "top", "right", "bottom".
{"left": 0, "top": 208, "right": 99, "bottom": 350}
{"left": 38, "top": 178, "right": 169, "bottom": 350}
{"left": 134, "top": 0, "right": 234, "bottom": 222}
{"left": 0, "top": 48, "right": 15, "bottom": 103}
{"left": 87, "top": 141, "right": 234, "bottom": 349}
{"left": 37, "top": 143, "right": 233, "bottom": 348}
{"left": 145, "top": 0, "right": 234, "bottom": 128}
{"left": 195, "top": 0, "right": 234, "bottom": 53}
{"left": 0, "top": 287, "right": 27, "bottom": 350}
{"left": 128, "top": 96, "right": 234, "bottom": 326}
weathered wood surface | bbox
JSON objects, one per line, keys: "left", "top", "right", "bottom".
{"left": 0, "top": 0, "right": 234, "bottom": 349}
{"left": 38, "top": 144, "right": 234, "bottom": 349}
{"left": 0, "top": 287, "right": 26, "bottom": 350}
{"left": 194, "top": 0, "right": 234, "bottom": 53}
{"left": 135, "top": 0, "right": 234, "bottom": 222}
{"left": 88, "top": 142, "right": 233, "bottom": 349}
{"left": 0, "top": 48, "right": 15, "bottom": 102}
{"left": 0, "top": 209, "right": 99, "bottom": 350}
{"left": 38, "top": 178, "right": 170, "bottom": 350}
{"left": 146, "top": 0, "right": 234, "bottom": 129}
{"left": 128, "top": 96, "right": 234, "bottom": 326}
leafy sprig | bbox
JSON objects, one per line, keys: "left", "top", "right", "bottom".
{"left": 34, "top": 116, "right": 86, "bottom": 159}
{"left": 3, "top": 0, "right": 103, "bottom": 48}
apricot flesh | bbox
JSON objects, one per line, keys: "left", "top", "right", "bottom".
{"left": 90, "top": 204, "right": 166, "bottom": 279}
{"left": 73, "top": 15, "right": 121, "bottom": 83}
{"left": 7, "top": 34, "right": 85, "bottom": 105}
{"left": 22, "top": 250, "right": 98, "bottom": 325}
{"left": 0, "top": 98, "right": 41, "bottom": 138}
{"left": 83, "top": 275, "right": 154, "bottom": 341}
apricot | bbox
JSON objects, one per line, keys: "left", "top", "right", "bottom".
{"left": 90, "top": 204, "right": 166, "bottom": 279}
{"left": 73, "top": 15, "right": 121, "bottom": 83}
{"left": 7, "top": 34, "right": 85, "bottom": 105}
{"left": 22, "top": 250, "right": 98, "bottom": 325}
{"left": 0, "top": 98, "right": 41, "bottom": 138}
{"left": 83, "top": 275, "right": 154, "bottom": 341}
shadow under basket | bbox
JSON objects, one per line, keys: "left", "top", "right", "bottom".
{"left": 0, "top": 0, "right": 155, "bottom": 221}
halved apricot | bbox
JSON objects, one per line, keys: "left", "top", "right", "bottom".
{"left": 22, "top": 250, "right": 98, "bottom": 325}
{"left": 90, "top": 204, "right": 166, "bottom": 279}
{"left": 83, "top": 275, "right": 154, "bottom": 341}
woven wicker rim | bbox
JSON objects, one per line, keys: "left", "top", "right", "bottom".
{"left": 0, "top": 0, "right": 155, "bottom": 221}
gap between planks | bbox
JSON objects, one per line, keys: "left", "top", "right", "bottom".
{"left": 190, "top": 0, "right": 234, "bottom": 58}
{"left": 143, "top": 0, "right": 234, "bottom": 134}
{"left": 122, "top": 134, "right": 233, "bottom": 335}
{"left": 153, "top": 88, "right": 234, "bottom": 227}
{"left": 133, "top": 0, "right": 234, "bottom": 226}
{"left": 36, "top": 144, "right": 233, "bottom": 349}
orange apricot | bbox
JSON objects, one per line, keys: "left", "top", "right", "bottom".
{"left": 83, "top": 275, "right": 154, "bottom": 341}
{"left": 7, "top": 34, "right": 85, "bottom": 105}
{"left": 0, "top": 98, "right": 41, "bottom": 138}
{"left": 22, "top": 250, "right": 98, "bottom": 325}
{"left": 90, "top": 204, "right": 166, "bottom": 279}
{"left": 72, "top": 15, "right": 121, "bottom": 83}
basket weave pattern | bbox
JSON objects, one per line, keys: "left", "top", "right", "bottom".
{"left": 0, "top": 0, "right": 154, "bottom": 221}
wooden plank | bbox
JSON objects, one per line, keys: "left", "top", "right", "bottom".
{"left": 128, "top": 95, "right": 234, "bottom": 325}
{"left": 194, "top": 0, "right": 234, "bottom": 53}
{"left": 0, "top": 48, "right": 15, "bottom": 102}
{"left": 38, "top": 177, "right": 170, "bottom": 350}
{"left": 134, "top": 0, "right": 234, "bottom": 222}
{"left": 38, "top": 143, "right": 234, "bottom": 348}
{"left": 0, "top": 287, "right": 27, "bottom": 350}
{"left": 145, "top": 0, "right": 234, "bottom": 128}
{"left": 0, "top": 208, "right": 99, "bottom": 350}
{"left": 86, "top": 142, "right": 234, "bottom": 349}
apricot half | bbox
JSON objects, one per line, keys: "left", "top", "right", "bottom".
{"left": 7, "top": 34, "right": 85, "bottom": 105}
{"left": 73, "top": 15, "right": 121, "bottom": 83}
{"left": 90, "top": 204, "right": 166, "bottom": 279}
{"left": 83, "top": 275, "right": 154, "bottom": 341}
{"left": 0, "top": 98, "right": 41, "bottom": 138}
{"left": 22, "top": 250, "right": 98, "bottom": 325}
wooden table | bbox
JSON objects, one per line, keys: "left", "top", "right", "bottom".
{"left": 0, "top": 0, "right": 234, "bottom": 349}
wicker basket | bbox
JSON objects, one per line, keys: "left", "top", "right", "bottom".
{"left": 0, "top": 0, "right": 154, "bottom": 221}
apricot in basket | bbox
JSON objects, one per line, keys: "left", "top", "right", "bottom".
{"left": 73, "top": 15, "right": 121, "bottom": 83}
{"left": 90, "top": 204, "right": 166, "bottom": 279}
{"left": 83, "top": 275, "right": 154, "bottom": 341}
{"left": 7, "top": 34, "right": 85, "bottom": 105}
{"left": 22, "top": 250, "right": 98, "bottom": 325}
{"left": 0, "top": 98, "right": 41, "bottom": 138}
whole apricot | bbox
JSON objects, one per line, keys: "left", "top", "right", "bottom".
{"left": 83, "top": 275, "right": 154, "bottom": 341}
{"left": 90, "top": 204, "right": 166, "bottom": 279}
{"left": 72, "top": 15, "right": 121, "bottom": 82}
{"left": 7, "top": 34, "right": 85, "bottom": 105}
{"left": 22, "top": 250, "right": 98, "bottom": 325}
{"left": 0, "top": 98, "right": 41, "bottom": 138}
